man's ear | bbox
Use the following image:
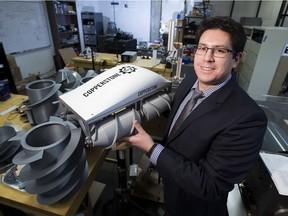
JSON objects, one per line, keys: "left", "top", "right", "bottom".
{"left": 233, "top": 52, "right": 243, "bottom": 68}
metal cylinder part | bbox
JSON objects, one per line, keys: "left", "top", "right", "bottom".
{"left": 0, "top": 126, "right": 21, "bottom": 169}
{"left": 26, "top": 80, "right": 56, "bottom": 105}
{"left": 25, "top": 79, "right": 61, "bottom": 125}
{"left": 0, "top": 126, "right": 16, "bottom": 147}
{"left": 92, "top": 108, "right": 141, "bottom": 148}
{"left": 142, "top": 92, "right": 172, "bottom": 121}
{"left": 12, "top": 121, "right": 87, "bottom": 205}
{"left": 55, "top": 69, "right": 81, "bottom": 91}
{"left": 13, "top": 122, "right": 71, "bottom": 167}
{"left": 80, "top": 76, "right": 94, "bottom": 85}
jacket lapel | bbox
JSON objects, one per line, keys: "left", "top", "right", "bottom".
{"left": 163, "top": 80, "right": 193, "bottom": 142}
{"left": 166, "top": 77, "right": 235, "bottom": 144}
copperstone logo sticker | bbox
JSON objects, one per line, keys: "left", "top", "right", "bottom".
{"left": 119, "top": 66, "right": 137, "bottom": 74}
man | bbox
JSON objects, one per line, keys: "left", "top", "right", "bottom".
{"left": 124, "top": 16, "right": 267, "bottom": 215}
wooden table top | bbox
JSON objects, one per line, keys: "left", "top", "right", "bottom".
{"left": 0, "top": 94, "right": 29, "bottom": 131}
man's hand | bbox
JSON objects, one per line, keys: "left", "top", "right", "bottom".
{"left": 122, "top": 120, "right": 154, "bottom": 153}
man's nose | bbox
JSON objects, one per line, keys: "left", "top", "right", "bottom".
{"left": 203, "top": 49, "right": 215, "bottom": 61}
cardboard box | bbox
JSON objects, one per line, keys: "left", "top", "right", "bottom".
{"left": 131, "top": 155, "right": 164, "bottom": 203}
{"left": 6, "top": 55, "right": 24, "bottom": 87}
{"left": 15, "top": 74, "right": 37, "bottom": 95}
{"left": 6, "top": 55, "right": 17, "bottom": 68}
{"left": 10, "top": 66, "right": 23, "bottom": 84}
{"left": 59, "top": 47, "right": 84, "bottom": 73}
{"left": 67, "top": 5, "right": 74, "bottom": 13}
{"left": 59, "top": 47, "right": 77, "bottom": 66}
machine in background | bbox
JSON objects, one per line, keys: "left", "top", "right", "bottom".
{"left": 239, "top": 94, "right": 288, "bottom": 216}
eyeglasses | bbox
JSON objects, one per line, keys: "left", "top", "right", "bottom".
{"left": 195, "top": 46, "right": 236, "bottom": 58}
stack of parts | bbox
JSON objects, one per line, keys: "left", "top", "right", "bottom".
{"left": 12, "top": 120, "right": 88, "bottom": 205}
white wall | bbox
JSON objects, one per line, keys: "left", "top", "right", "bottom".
{"left": 161, "top": 0, "right": 185, "bottom": 23}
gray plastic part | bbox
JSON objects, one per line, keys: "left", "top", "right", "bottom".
{"left": 0, "top": 126, "right": 21, "bottom": 167}
{"left": 0, "top": 140, "right": 21, "bottom": 163}
{"left": 12, "top": 120, "right": 87, "bottom": 205}
{"left": 142, "top": 92, "right": 172, "bottom": 121}
{"left": 0, "top": 126, "right": 16, "bottom": 146}
{"left": 14, "top": 127, "right": 82, "bottom": 181}
{"left": 88, "top": 92, "right": 172, "bottom": 148}
{"left": 13, "top": 122, "right": 71, "bottom": 167}
{"left": 25, "top": 149, "right": 86, "bottom": 194}
{"left": 80, "top": 76, "right": 94, "bottom": 84}
{"left": 55, "top": 68, "right": 81, "bottom": 90}
{"left": 92, "top": 108, "right": 141, "bottom": 148}
{"left": 25, "top": 79, "right": 61, "bottom": 125}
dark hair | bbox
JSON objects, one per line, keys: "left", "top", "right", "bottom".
{"left": 196, "top": 16, "right": 247, "bottom": 54}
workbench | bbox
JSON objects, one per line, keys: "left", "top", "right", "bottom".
{"left": 72, "top": 52, "right": 172, "bottom": 78}
{"left": 0, "top": 94, "right": 109, "bottom": 216}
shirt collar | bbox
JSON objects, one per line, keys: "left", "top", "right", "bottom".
{"left": 192, "top": 74, "right": 232, "bottom": 98}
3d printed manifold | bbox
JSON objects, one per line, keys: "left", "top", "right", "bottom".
{"left": 60, "top": 64, "right": 172, "bottom": 148}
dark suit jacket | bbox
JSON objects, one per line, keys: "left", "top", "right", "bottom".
{"left": 156, "top": 72, "right": 267, "bottom": 216}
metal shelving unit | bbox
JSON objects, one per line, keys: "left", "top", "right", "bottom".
{"left": 81, "top": 12, "right": 104, "bottom": 51}
{"left": 175, "top": 1, "right": 212, "bottom": 45}
{"left": 46, "top": 1, "right": 80, "bottom": 70}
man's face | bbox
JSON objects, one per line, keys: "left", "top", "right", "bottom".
{"left": 194, "top": 29, "right": 242, "bottom": 90}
